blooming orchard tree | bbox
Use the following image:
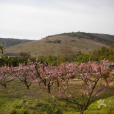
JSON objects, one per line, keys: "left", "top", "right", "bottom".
{"left": 12, "top": 59, "right": 57, "bottom": 90}
{"left": 0, "top": 59, "right": 113, "bottom": 114}
{"left": 35, "top": 62, "right": 61, "bottom": 93}
{"left": 100, "top": 60, "right": 114, "bottom": 91}
{"left": 50, "top": 60, "right": 113, "bottom": 114}
{"left": 0, "top": 66, "right": 15, "bottom": 88}
{"left": 12, "top": 61, "right": 39, "bottom": 89}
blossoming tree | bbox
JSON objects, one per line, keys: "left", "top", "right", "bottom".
{"left": 49, "top": 60, "right": 113, "bottom": 114}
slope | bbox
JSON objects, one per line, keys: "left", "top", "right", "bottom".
{"left": 0, "top": 38, "right": 33, "bottom": 48}
{"left": 5, "top": 33, "right": 109, "bottom": 57}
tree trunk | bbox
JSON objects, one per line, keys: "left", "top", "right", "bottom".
{"left": 27, "top": 85, "right": 29, "bottom": 90}
{"left": 57, "top": 81, "right": 59, "bottom": 87}
{"left": 80, "top": 111, "right": 83, "bottom": 114}
{"left": 1, "top": 83, "right": 7, "bottom": 88}
{"left": 48, "top": 82, "right": 51, "bottom": 93}
{"left": 79, "top": 106, "right": 84, "bottom": 114}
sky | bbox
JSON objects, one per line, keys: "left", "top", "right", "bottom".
{"left": 0, "top": 0, "right": 114, "bottom": 40}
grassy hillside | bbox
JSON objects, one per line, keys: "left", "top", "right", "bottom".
{"left": 5, "top": 32, "right": 109, "bottom": 57}
{"left": 0, "top": 38, "right": 33, "bottom": 48}
{"left": 60, "top": 32, "right": 114, "bottom": 45}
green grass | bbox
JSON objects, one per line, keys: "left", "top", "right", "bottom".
{"left": 0, "top": 80, "right": 113, "bottom": 114}
{"left": 0, "top": 97, "right": 78, "bottom": 114}
{"left": 84, "top": 96, "right": 114, "bottom": 114}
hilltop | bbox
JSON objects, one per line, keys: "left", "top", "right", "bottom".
{"left": 4, "top": 32, "right": 113, "bottom": 57}
{"left": 60, "top": 32, "right": 114, "bottom": 45}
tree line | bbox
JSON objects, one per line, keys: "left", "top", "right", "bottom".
{"left": 0, "top": 44, "right": 113, "bottom": 67}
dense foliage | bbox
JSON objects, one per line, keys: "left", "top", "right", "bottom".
{"left": 37, "top": 45, "right": 114, "bottom": 65}
{"left": 0, "top": 45, "right": 113, "bottom": 67}
{"left": 0, "top": 57, "right": 28, "bottom": 67}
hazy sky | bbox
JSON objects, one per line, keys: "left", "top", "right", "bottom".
{"left": 0, "top": 0, "right": 114, "bottom": 40}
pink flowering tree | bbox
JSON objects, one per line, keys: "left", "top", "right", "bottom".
{"left": 0, "top": 66, "right": 15, "bottom": 88}
{"left": 0, "top": 58, "right": 113, "bottom": 114}
{"left": 35, "top": 62, "right": 60, "bottom": 93}
{"left": 50, "top": 60, "right": 113, "bottom": 114}
{"left": 12, "top": 59, "right": 57, "bottom": 91}
{"left": 100, "top": 60, "right": 114, "bottom": 91}
{"left": 38, "top": 62, "right": 77, "bottom": 93}
{"left": 13, "top": 61, "right": 38, "bottom": 89}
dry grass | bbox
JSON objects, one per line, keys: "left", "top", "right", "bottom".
{"left": 5, "top": 35, "right": 108, "bottom": 57}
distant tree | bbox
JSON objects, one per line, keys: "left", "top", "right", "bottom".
{"left": 0, "top": 44, "right": 4, "bottom": 54}
{"left": 46, "top": 55, "right": 53, "bottom": 64}
{"left": 20, "top": 52, "right": 31, "bottom": 58}
{"left": 110, "top": 44, "right": 114, "bottom": 48}
{"left": 57, "top": 56, "right": 66, "bottom": 65}
{"left": 53, "top": 40, "right": 61, "bottom": 43}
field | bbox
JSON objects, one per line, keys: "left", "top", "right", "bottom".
{"left": 0, "top": 59, "right": 114, "bottom": 114}
{"left": 0, "top": 78, "right": 114, "bottom": 114}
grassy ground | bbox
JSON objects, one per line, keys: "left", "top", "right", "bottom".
{"left": 84, "top": 96, "right": 114, "bottom": 114}
{"left": 0, "top": 80, "right": 113, "bottom": 114}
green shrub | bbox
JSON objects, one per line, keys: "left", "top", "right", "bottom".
{"left": 16, "top": 108, "right": 26, "bottom": 114}
{"left": 84, "top": 96, "right": 114, "bottom": 114}
{"left": 28, "top": 110, "right": 34, "bottom": 114}
{"left": 9, "top": 108, "right": 16, "bottom": 114}
{"left": 22, "top": 99, "right": 26, "bottom": 104}
{"left": 15, "top": 104, "right": 22, "bottom": 109}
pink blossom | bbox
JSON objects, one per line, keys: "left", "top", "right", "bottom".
{"left": 67, "top": 94, "right": 72, "bottom": 98}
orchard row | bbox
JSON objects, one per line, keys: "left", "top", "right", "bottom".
{"left": 0, "top": 59, "right": 113, "bottom": 114}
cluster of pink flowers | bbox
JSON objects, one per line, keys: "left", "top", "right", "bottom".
{"left": 0, "top": 59, "right": 113, "bottom": 91}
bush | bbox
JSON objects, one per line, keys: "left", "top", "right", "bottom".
{"left": 9, "top": 108, "right": 16, "bottom": 114}
{"left": 84, "top": 96, "right": 114, "bottom": 114}
{"left": 16, "top": 108, "right": 27, "bottom": 114}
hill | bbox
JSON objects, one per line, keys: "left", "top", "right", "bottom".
{"left": 0, "top": 38, "right": 33, "bottom": 48}
{"left": 5, "top": 32, "right": 112, "bottom": 57}
{"left": 57, "top": 32, "right": 114, "bottom": 45}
